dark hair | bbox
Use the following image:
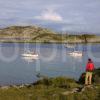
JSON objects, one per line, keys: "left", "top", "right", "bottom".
{"left": 88, "top": 58, "right": 93, "bottom": 63}
{"left": 88, "top": 58, "right": 91, "bottom": 61}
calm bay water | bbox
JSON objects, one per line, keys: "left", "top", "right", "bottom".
{"left": 0, "top": 43, "right": 100, "bottom": 85}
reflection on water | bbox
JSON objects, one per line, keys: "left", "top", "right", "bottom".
{"left": 0, "top": 43, "right": 100, "bottom": 85}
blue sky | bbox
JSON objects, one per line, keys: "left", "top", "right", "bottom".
{"left": 0, "top": 0, "right": 100, "bottom": 33}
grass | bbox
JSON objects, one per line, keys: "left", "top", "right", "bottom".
{"left": 0, "top": 85, "right": 100, "bottom": 100}
{"left": 0, "top": 84, "right": 65, "bottom": 100}
{"left": 61, "top": 85, "right": 100, "bottom": 100}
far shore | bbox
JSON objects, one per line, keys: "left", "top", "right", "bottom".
{"left": 0, "top": 41, "right": 100, "bottom": 44}
{"left": 0, "top": 26, "right": 100, "bottom": 44}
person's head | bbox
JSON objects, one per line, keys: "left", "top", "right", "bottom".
{"left": 88, "top": 58, "right": 92, "bottom": 63}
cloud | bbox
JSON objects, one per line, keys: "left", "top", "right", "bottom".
{"left": 34, "top": 9, "right": 63, "bottom": 22}
{"left": 0, "top": 0, "right": 100, "bottom": 33}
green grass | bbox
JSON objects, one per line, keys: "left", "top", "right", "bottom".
{"left": 61, "top": 85, "right": 100, "bottom": 100}
{"left": 0, "top": 85, "right": 65, "bottom": 100}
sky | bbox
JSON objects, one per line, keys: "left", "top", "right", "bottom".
{"left": 0, "top": 0, "right": 100, "bottom": 34}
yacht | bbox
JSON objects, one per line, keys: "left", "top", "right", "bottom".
{"left": 21, "top": 53, "right": 38, "bottom": 58}
{"left": 21, "top": 51, "right": 39, "bottom": 59}
{"left": 68, "top": 51, "right": 83, "bottom": 57}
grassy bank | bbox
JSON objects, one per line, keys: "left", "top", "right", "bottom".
{"left": 0, "top": 68, "right": 100, "bottom": 100}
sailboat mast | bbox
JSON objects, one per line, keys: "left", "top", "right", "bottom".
{"left": 74, "top": 35, "right": 76, "bottom": 51}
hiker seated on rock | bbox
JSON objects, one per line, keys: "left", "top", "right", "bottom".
{"left": 85, "top": 58, "right": 95, "bottom": 85}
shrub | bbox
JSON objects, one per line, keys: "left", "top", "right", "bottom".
{"left": 34, "top": 77, "right": 78, "bottom": 89}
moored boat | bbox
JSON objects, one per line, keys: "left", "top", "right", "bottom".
{"left": 21, "top": 53, "right": 38, "bottom": 58}
{"left": 68, "top": 51, "right": 83, "bottom": 57}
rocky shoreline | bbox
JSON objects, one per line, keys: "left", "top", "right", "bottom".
{"left": 0, "top": 68, "right": 99, "bottom": 100}
{"left": 0, "top": 68, "right": 99, "bottom": 89}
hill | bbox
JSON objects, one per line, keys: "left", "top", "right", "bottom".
{"left": 0, "top": 26, "right": 62, "bottom": 43}
{"left": 0, "top": 26, "right": 100, "bottom": 43}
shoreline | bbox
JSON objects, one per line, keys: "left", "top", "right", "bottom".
{"left": 0, "top": 41, "right": 100, "bottom": 44}
{"left": 0, "top": 68, "right": 99, "bottom": 99}
{"left": 0, "top": 68, "right": 99, "bottom": 88}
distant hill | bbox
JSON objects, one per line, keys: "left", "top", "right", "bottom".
{"left": 0, "top": 26, "right": 56, "bottom": 37}
{"left": 0, "top": 26, "right": 64, "bottom": 43}
{"left": 0, "top": 26, "right": 100, "bottom": 43}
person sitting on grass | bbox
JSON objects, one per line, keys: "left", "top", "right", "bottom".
{"left": 85, "top": 58, "right": 95, "bottom": 85}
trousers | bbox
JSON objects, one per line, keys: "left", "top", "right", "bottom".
{"left": 85, "top": 72, "right": 93, "bottom": 85}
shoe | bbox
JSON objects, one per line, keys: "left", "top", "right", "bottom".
{"left": 84, "top": 84, "right": 88, "bottom": 87}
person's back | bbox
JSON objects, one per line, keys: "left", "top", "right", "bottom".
{"left": 86, "top": 60, "right": 94, "bottom": 72}
{"left": 85, "top": 58, "right": 95, "bottom": 85}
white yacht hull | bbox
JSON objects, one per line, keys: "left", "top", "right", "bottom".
{"left": 21, "top": 54, "right": 38, "bottom": 58}
{"left": 68, "top": 51, "right": 83, "bottom": 57}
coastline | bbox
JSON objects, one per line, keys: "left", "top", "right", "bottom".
{"left": 0, "top": 68, "right": 99, "bottom": 100}
{"left": 0, "top": 68, "right": 99, "bottom": 87}
{"left": 0, "top": 41, "right": 100, "bottom": 44}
